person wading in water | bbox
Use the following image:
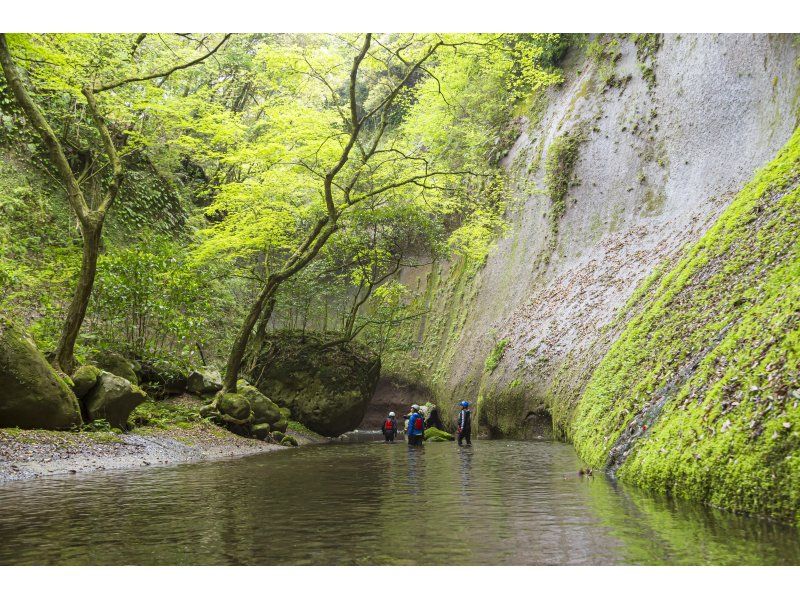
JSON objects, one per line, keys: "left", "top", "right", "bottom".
{"left": 457, "top": 401, "right": 472, "bottom": 446}
{"left": 407, "top": 404, "right": 425, "bottom": 447}
{"left": 381, "top": 411, "right": 398, "bottom": 442}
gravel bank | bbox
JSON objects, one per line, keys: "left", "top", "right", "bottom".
{"left": 0, "top": 422, "right": 324, "bottom": 482}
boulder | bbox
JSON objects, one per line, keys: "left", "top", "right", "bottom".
{"left": 271, "top": 418, "right": 288, "bottom": 434}
{"left": 249, "top": 331, "right": 380, "bottom": 437}
{"left": 71, "top": 365, "right": 102, "bottom": 398}
{"left": 252, "top": 423, "right": 271, "bottom": 440}
{"left": 237, "top": 381, "right": 282, "bottom": 426}
{"left": 280, "top": 434, "right": 298, "bottom": 447}
{"left": 0, "top": 317, "right": 83, "bottom": 430}
{"left": 424, "top": 427, "right": 454, "bottom": 441}
{"left": 93, "top": 352, "right": 138, "bottom": 385}
{"left": 216, "top": 392, "right": 252, "bottom": 422}
{"left": 271, "top": 430, "right": 286, "bottom": 443}
{"left": 187, "top": 367, "right": 223, "bottom": 395}
{"left": 83, "top": 372, "right": 147, "bottom": 429}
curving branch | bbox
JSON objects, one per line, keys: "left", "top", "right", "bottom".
{"left": 94, "top": 33, "right": 232, "bottom": 92}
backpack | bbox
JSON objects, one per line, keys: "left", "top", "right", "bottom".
{"left": 413, "top": 415, "right": 423, "bottom": 431}
{"left": 385, "top": 418, "right": 394, "bottom": 431}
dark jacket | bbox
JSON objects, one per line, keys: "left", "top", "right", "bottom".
{"left": 457, "top": 409, "right": 472, "bottom": 431}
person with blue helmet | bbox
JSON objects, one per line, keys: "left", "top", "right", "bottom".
{"left": 457, "top": 401, "right": 472, "bottom": 446}
{"left": 407, "top": 404, "right": 425, "bottom": 446}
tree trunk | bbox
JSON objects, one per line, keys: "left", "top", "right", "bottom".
{"left": 54, "top": 219, "right": 103, "bottom": 373}
{"left": 246, "top": 293, "right": 277, "bottom": 373}
{"left": 222, "top": 279, "right": 278, "bottom": 393}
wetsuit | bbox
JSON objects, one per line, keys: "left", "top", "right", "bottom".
{"left": 407, "top": 412, "right": 425, "bottom": 446}
{"left": 381, "top": 417, "right": 397, "bottom": 442}
{"left": 457, "top": 409, "right": 472, "bottom": 446}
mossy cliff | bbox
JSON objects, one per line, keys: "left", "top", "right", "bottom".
{"left": 571, "top": 128, "right": 800, "bottom": 524}
{"left": 383, "top": 34, "right": 800, "bottom": 441}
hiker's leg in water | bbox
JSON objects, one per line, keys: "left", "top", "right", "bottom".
{"left": 465, "top": 429, "right": 471, "bottom": 445}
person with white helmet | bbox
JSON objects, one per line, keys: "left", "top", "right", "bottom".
{"left": 407, "top": 404, "right": 425, "bottom": 447}
{"left": 381, "top": 411, "right": 398, "bottom": 442}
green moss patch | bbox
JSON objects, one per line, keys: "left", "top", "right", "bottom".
{"left": 571, "top": 128, "right": 800, "bottom": 524}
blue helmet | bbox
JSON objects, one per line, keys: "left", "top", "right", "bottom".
{"left": 460, "top": 401, "right": 469, "bottom": 408}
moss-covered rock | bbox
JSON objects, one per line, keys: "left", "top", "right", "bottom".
{"left": 237, "top": 380, "right": 282, "bottom": 426}
{"left": 71, "top": 365, "right": 102, "bottom": 399}
{"left": 92, "top": 352, "right": 138, "bottom": 385}
{"left": 427, "top": 435, "right": 447, "bottom": 442}
{"left": 271, "top": 417, "right": 288, "bottom": 434}
{"left": 424, "top": 426, "right": 454, "bottom": 441}
{"left": 271, "top": 430, "right": 285, "bottom": 443}
{"left": 252, "top": 423, "right": 272, "bottom": 440}
{"left": 83, "top": 372, "right": 147, "bottom": 429}
{"left": 0, "top": 317, "right": 83, "bottom": 430}
{"left": 249, "top": 331, "right": 380, "bottom": 437}
{"left": 280, "top": 434, "right": 298, "bottom": 447}
{"left": 187, "top": 367, "right": 223, "bottom": 395}
{"left": 216, "top": 392, "right": 252, "bottom": 422}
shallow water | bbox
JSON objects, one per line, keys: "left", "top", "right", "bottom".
{"left": 0, "top": 439, "right": 798, "bottom": 565}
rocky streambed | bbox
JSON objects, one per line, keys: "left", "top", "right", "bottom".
{"left": 0, "top": 416, "right": 324, "bottom": 483}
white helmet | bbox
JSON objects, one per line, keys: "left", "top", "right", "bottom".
{"left": 388, "top": 411, "right": 396, "bottom": 417}
{"left": 411, "top": 404, "right": 420, "bottom": 411}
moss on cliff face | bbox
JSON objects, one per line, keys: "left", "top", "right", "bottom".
{"left": 571, "top": 128, "right": 800, "bottom": 524}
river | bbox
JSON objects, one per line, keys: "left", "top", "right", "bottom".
{"left": 0, "top": 439, "right": 798, "bottom": 565}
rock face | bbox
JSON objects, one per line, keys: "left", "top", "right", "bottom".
{"left": 383, "top": 34, "right": 800, "bottom": 439}
{"left": 187, "top": 367, "right": 223, "bottom": 395}
{"left": 249, "top": 331, "right": 381, "bottom": 437}
{"left": 0, "top": 317, "right": 83, "bottom": 430}
{"left": 83, "top": 372, "right": 147, "bottom": 429}
{"left": 359, "top": 375, "right": 433, "bottom": 430}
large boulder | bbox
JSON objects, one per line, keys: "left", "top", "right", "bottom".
{"left": 0, "top": 317, "right": 83, "bottom": 430}
{"left": 92, "top": 352, "right": 138, "bottom": 385}
{"left": 71, "top": 365, "right": 102, "bottom": 398}
{"left": 187, "top": 367, "right": 223, "bottom": 395}
{"left": 83, "top": 372, "right": 147, "bottom": 429}
{"left": 249, "top": 331, "right": 380, "bottom": 437}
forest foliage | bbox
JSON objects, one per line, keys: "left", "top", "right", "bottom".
{"left": 0, "top": 32, "right": 569, "bottom": 374}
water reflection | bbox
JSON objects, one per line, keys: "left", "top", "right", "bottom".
{"left": 0, "top": 440, "right": 797, "bottom": 565}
